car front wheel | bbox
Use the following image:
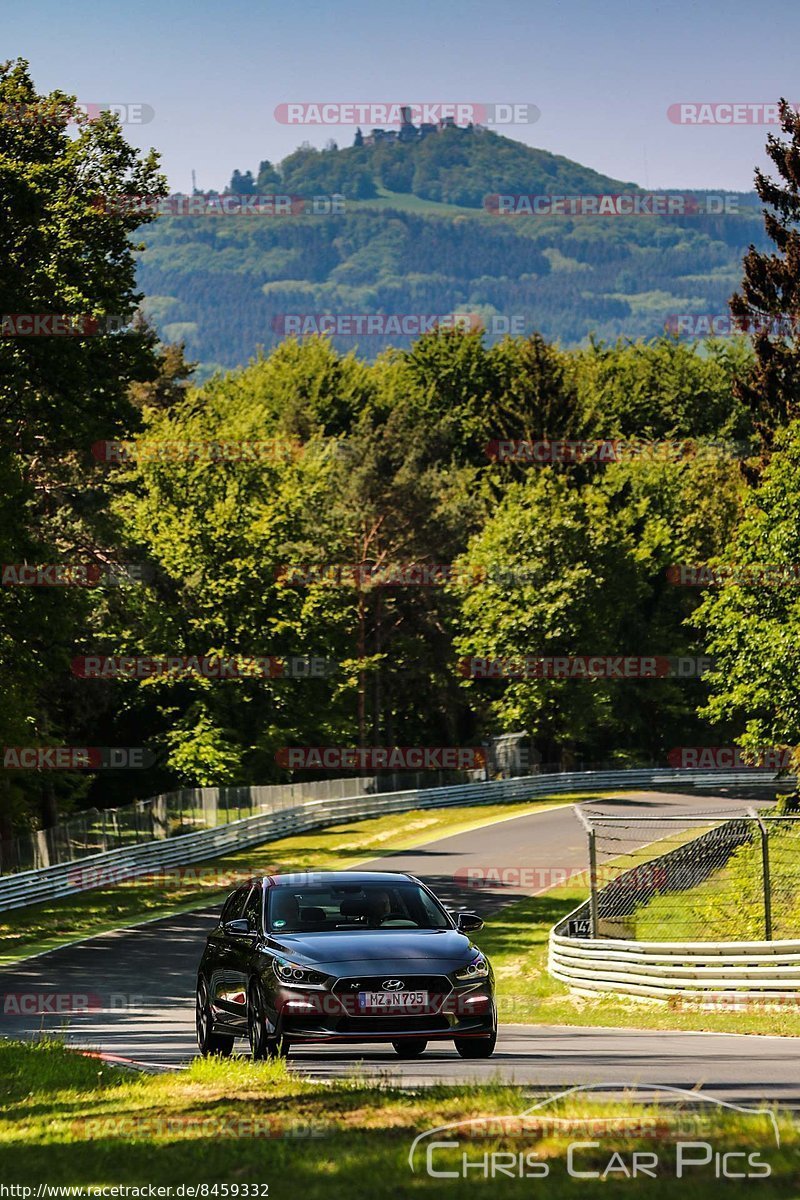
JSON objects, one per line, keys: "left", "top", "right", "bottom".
{"left": 196, "top": 977, "right": 234, "bottom": 1057}
{"left": 248, "top": 981, "right": 289, "bottom": 1060}
{"left": 454, "top": 1010, "right": 497, "bottom": 1059}
{"left": 454, "top": 1029, "right": 497, "bottom": 1058}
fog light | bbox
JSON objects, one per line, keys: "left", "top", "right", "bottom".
{"left": 461, "top": 993, "right": 491, "bottom": 1014}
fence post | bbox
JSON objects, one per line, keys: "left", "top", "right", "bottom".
{"left": 749, "top": 808, "right": 772, "bottom": 941}
{"left": 575, "top": 807, "right": 599, "bottom": 938}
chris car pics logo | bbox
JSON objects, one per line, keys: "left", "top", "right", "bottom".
{"left": 408, "top": 1084, "right": 779, "bottom": 1180}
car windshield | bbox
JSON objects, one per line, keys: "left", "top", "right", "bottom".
{"left": 267, "top": 881, "right": 451, "bottom": 932}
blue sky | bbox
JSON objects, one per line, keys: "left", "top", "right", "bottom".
{"left": 7, "top": 0, "right": 799, "bottom": 192}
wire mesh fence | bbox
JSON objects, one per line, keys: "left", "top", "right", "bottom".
{"left": 0, "top": 770, "right": 464, "bottom": 875}
{"left": 577, "top": 807, "right": 800, "bottom": 941}
{"left": 0, "top": 742, "right": 662, "bottom": 877}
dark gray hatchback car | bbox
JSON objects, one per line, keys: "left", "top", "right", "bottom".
{"left": 196, "top": 870, "right": 497, "bottom": 1059}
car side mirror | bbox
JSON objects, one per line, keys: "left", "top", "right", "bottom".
{"left": 223, "top": 918, "right": 253, "bottom": 936}
{"left": 455, "top": 911, "right": 484, "bottom": 932}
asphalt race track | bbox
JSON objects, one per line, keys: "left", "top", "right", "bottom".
{"left": 2, "top": 790, "right": 797, "bottom": 1104}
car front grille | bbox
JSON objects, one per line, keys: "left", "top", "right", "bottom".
{"left": 331, "top": 974, "right": 452, "bottom": 994}
{"left": 331, "top": 973, "right": 453, "bottom": 1016}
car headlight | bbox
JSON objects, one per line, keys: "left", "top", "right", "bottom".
{"left": 455, "top": 954, "right": 489, "bottom": 981}
{"left": 272, "top": 957, "right": 327, "bottom": 988}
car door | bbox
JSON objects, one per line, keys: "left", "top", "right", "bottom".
{"left": 223, "top": 882, "right": 263, "bottom": 1031}
{"left": 207, "top": 884, "right": 252, "bottom": 1030}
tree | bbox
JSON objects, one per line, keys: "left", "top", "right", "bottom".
{"left": 229, "top": 169, "right": 256, "bottom": 194}
{"left": 128, "top": 338, "right": 196, "bottom": 412}
{"left": 0, "top": 59, "right": 166, "bottom": 833}
{"left": 695, "top": 420, "right": 800, "bottom": 767}
{"left": 256, "top": 160, "right": 282, "bottom": 191}
{"left": 730, "top": 99, "right": 800, "bottom": 439}
{"left": 107, "top": 338, "right": 377, "bottom": 784}
{"left": 451, "top": 453, "right": 744, "bottom": 766}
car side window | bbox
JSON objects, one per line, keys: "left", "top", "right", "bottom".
{"left": 243, "top": 884, "right": 263, "bottom": 934}
{"left": 221, "top": 885, "right": 250, "bottom": 925}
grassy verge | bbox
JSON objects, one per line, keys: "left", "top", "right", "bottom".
{"left": 633, "top": 820, "right": 800, "bottom": 942}
{"left": 0, "top": 1040, "right": 795, "bottom": 1196}
{"left": 475, "top": 882, "right": 800, "bottom": 1036}
{"left": 0, "top": 796, "right": 574, "bottom": 965}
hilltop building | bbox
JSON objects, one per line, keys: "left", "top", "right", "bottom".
{"left": 356, "top": 108, "right": 482, "bottom": 147}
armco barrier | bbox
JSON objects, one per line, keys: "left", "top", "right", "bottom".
{"left": 549, "top": 925, "right": 800, "bottom": 1003}
{"left": 0, "top": 767, "right": 781, "bottom": 914}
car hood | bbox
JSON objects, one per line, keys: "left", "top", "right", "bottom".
{"left": 264, "top": 928, "right": 477, "bottom": 970}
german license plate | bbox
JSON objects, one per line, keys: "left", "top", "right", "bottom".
{"left": 357, "top": 990, "right": 427, "bottom": 1010}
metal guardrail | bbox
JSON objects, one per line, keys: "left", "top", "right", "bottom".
{"left": 549, "top": 926, "right": 800, "bottom": 1002}
{"left": 0, "top": 773, "right": 454, "bottom": 874}
{"left": 0, "top": 766, "right": 780, "bottom": 914}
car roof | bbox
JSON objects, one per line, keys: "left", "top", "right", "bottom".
{"left": 263, "top": 870, "right": 415, "bottom": 887}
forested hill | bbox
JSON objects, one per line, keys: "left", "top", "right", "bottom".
{"left": 137, "top": 127, "right": 767, "bottom": 378}
{"left": 232, "top": 125, "right": 637, "bottom": 206}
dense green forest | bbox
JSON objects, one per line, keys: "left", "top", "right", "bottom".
{"left": 138, "top": 128, "right": 768, "bottom": 376}
{"left": 3, "top": 61, "right": 800, "bottom": 844}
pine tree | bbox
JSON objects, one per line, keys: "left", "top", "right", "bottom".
{"left": 730, "top": 99, "right": 800, "bottom": 440}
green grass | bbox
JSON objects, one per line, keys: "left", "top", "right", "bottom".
{"left": 0, "top": 797, "right": 573, "bottom": 965}
{"left": 474, "top": 881, "right": 800, "bottom": 1037}
{"left": 633, "top": 821, "right": 800, "bottom": 942}
{"left": 349, "top": 186, "right": 484, "bottom": 216}
{"left": 0, "top": 1040, "right": 796, "bottom": 1195}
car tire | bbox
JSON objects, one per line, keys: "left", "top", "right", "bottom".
{"left": 391, "top": 1038, "right": 428, "bottom": 1058}
{"left": 248, "top": 981, "right": 290, "bottom": 1060}
{"left": 454, "top": 1014, "right": 497, "bottom": 1059}
{"left": 196, "top": 977, "right": 234, "bottom": 1057}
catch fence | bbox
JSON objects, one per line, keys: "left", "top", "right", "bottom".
{"left": 569, "top": 806, "right": 800, "bottom": 942}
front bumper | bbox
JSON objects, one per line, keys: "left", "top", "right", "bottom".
{"left": 272, "top": 976, "right": 495, "bottom": 1042}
